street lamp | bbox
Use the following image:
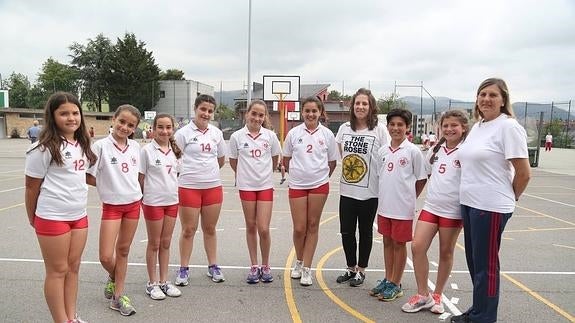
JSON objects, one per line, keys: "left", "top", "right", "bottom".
{"left": 246, "top": 0, "right": 252, "bottom": 105}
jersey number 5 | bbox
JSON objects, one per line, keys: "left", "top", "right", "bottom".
{"left": 438, "top": 163, "right": 446, "bottom": 174}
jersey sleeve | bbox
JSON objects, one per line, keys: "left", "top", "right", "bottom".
{"left": 25, "top": 145, "right": 51, "bottom": 179}
{"left": 228, "top": 132, "right": 239, "bottom": 159}
{"left": 139, "top": 146, "right": 149, "bottom": 175}
{"left": 502, "top": 120, "right": 528, "bottom": 159}
{"left": 326, "top": 130, "right": 338, "bottom": 162}
{"left": 86, "top": 140, "right": 102, "bottom": 177}
{"left": 270, "top": 131, "right": 281, "bottom": 157}
{"left": 335, "top": 123, "right": 346, "bottom": 144}
{"left": 412, "top": 147, "right": 428, "bottom": 180}
{"left": 216, "top": 130, "right": 227, "bottom": 158}
{"left": 378, "top": 124, "right": 391, "bottom": 148}
{"left": 175, "top": 129, "right": 187, "bottom": 152}
{"left": 283, "top": 131, "right": 294, "bottom": 157}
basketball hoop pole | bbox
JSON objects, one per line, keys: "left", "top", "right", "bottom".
{"left": 279, "top": 93, "right": 285, "bottom": 146}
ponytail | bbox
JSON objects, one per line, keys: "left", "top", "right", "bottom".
{"left": 169, "top": 136, "right": 182, "bottom": 159}
{"left": 429, "top": 137, "right": 446, "bottom": 164}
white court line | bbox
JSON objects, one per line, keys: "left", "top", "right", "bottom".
{"left": 0, "top": 169, "right": 23, "bottom": 174}
{"left": 0, "top": 186, "right": 24, "bottom": 193}
{"left": 406, "top": 257, "right": 462, "bottom": 316}
{"left": 523, "top": 193, "right": 575, "bottom": 208}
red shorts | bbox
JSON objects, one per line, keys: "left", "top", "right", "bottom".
{"left": 239, "top": 188, "right": 274, "bottom": 201}
{"left": 377, "top": 215, "right": 413, "bottom": 242}
{"left": 289, "top": 182, "right": 329, "bottom": 198}
{"left": 418, "top": 209, "right": 463, "bottom": 228}
{"left": 179, "top": 186, "right": 223, "bottom": 208}
{"left": 102, "top": 200, "right": 141, "bottom": 220}
{"left": 142, "top": 204, "right": 179, "bottom": 221}
{"left": 34, "top": 215, "right": 88, "bottom": 236}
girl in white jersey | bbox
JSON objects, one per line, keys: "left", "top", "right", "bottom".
{"left": 174, "top": 94, "right": 227, "bottom": 285}
{"left": 452, "top": 78, "right": 531, "bottom": 323}
{"left": 139, "top": 114, "right": 183, "bottom": 300}
{"left": 87, "top": 105, "right": 142, "bottom": 316}
{"left": 229, "top": 100, "right": 281, "bottom": 284}
{"left": 401, "top": 110, "right": 469, "bottom": 314}
{"left": 25, "top": 92, "right": 97, "bottom": 323}
{"left": 284, "top": 97, "right": 338, "bottom": 286}
{"left": 335, "top": 88, "right": 390, "bottom": 287}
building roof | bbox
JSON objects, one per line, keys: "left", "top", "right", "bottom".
{"left": 235, "top": 83, "right": 330, "bottom": 101}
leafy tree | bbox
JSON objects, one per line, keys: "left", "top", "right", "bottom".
{"left": 328, "top": 90, "right": 342, "bottom": 101}
{"left": 69, "top": 34, "right": 113, "bottom": 112}
{"left": 106, "top": 33, "right": 160, "bottom": 113}
{"left": 544, "top": 118, "right": 573, "bottom": 148}
{"left": 160, "top": 69, "right": 185, "bottom": 80}
{"left": 6, "top": 72, "right": 30, "bottom": 108}
{"left": 215, "top": 104, "right": 236, "bottom": 120}
{"left": 377, "top": 93, "right": 408, "bottom": 114}
{"left": 37, "top": 57, "right": 80, "bottom": 97}
{"left": 27, "top": 84, "right": 46, "bottom": 109}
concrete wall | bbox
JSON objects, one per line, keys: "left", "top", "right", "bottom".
{"left": 154, "top": 80, "right": 215, "bottom": 121}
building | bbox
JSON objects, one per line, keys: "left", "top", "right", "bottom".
{"left": 154, "top": 80, "right": 214, "bottom": 122}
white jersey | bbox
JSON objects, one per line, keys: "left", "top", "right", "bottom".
{"left": 376, "top": 138, "right": 427, "bottom": 220}
{"left": 87, "top": 135, "right": 142, "bottom": 205}
{"left": 283, "top": 123, "right": 338, "bottom": 189}
{"left": 545, "top": 134, "right": 553, "bottom": 143}
{"left": 140, "top": 139, "right": 180, "bottom": 206}
{"left": 336, "top": 122, "right": 390, "bottom": 200}
{"left": 459, "top": 114, "right": 528, "bottom": 213}
{"left": 428, "top": 134, "right": 438, "bottom": 143}
{"left": 175, "top": 122, "right": 226, "bottom": 189}
{"left": 229, "top": 126, "right": 281, "bottom": 191}
{"left": 25, "top": 140, "right": 89, "bottom": 221}
{"left": 422, "top": 142, "right": 462, "bottom": 219}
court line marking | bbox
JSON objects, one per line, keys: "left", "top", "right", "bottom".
{"left": 283, "top": 213, "right": 339, "bottom": 323}
{"left": 454, "top": 243, "right": 575, "bottom": 321}
{"left": 523, "top": 193, "right": 575, "bottom": 208}
{"left": 316, "top": 247, "right": 375, "bottom": 323}
{"left": 515, "top": 205, "right": 575, "bottom": 226}
{"left": 504, "top": 227, "right": 575, "bottom": 233}
{"left": 0, "top": 203, "right": 24, "bottom": 212}
{"left": 0, "top": 169, "right": 23, "bottom": 174}
{"left": 0, "top": 186, "right": 24, "bottom": 193}
{"left": 552, "top": 244, "right": 575, "bottom": 250}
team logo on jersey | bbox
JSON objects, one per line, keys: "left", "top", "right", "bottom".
{"left": 298, "top": 138, "right": 303, "bottom": 144}
{"left": 263, "top": 142, "right": 269, "bottom": 149}
{"left": 342, "top": 154, "right": 367, "bottom": 183}
{"left": 318, "top": 139, "right": 325, "bottom": 146}
{"left": 64, "top": 151, "right": 72, "bottom": 159}
{"left": 192, "top": 137, "right": 198, "bottom": 142}
{"left": 131, "top": 156, "right": 137, "bottom": 166}
{"left": 111, "top": 157, "right": 118, "bottom": 165}
{"left": 155, "top": 159, "right": 162, "bottom": 166}
{"left": 453, "top": 159, "right": 461, "bottom": 168}
{"left": 399, "top": 157, "right": 409, "bottom": 167}
{"left": 243, "top": 142, "right": 249, "bottom": 148}
{"left": 433, "top": 156, "right": 439, "bottom": 162}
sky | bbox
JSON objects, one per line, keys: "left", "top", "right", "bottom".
{"left": 1, "top": 0, "right": 574, "bottom": 103}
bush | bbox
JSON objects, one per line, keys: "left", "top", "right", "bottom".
{"left": 10, "top": 128, "right": 21, "bottom": 138}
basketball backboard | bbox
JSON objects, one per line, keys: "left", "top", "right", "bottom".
{"left": 263, "top": 75, "right": 300, "bottom": 102}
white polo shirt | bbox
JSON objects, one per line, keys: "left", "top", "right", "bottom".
{"left": 25, "top": 140, "right": 89, "bottom": 221}
{"left": 283, "top": 123, "right": 338, "bottom": 190}
{"left": 229, "top": 126, "right": 281, "bottom": 191}
{"left": 423, "top": 142, "right": 462, "bottom": 219}
{"left": 140, "top": 139, "right": 180, "bottom": 206}
{"left": 175, "top": 122, "right": 226, "bottom": 189}
{"left": 336, "top": 122, "right": 390, "bottom": 200}
{"left": 87, "top": 135, "right": 142, "bottom": 205}
{"left": 459, "top": 114, "right": 528, "bottom": 213}
{"left": 376, "top": 139, "right": 427, "bottom": 220}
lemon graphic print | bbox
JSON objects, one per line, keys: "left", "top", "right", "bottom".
{"left": 342, "top": 154, "right": 367, "bottom": 183}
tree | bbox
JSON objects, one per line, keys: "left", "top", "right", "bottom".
{"left": 6, "top": 72, "right": 30, "bottom": 108}
{"left": 27, "top": 84, "right": 46, "bottom": 109}
{"left": 327, "top": 90, "right": 351, "bottom": 101}
{"left": 106, "top": 33, "right": 160, "bottom": 113}
{"left": 37, "top": 57, "right": 80, "bottom": 97}
{"left": 69, "top": 34, "right": 113, "bottom": 112}
{"left": 377, "top": 93, "right": 408, "bottom": 114}
{"left": 160, "top": 69, "right": 185, "bottom": 80}
{"left": 215, "top": 104, "right": 235, "bottom": 120}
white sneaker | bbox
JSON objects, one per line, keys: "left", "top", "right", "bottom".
{"left": 145, "top": 282, "right": 166, "bottom": 300}
{"left": 291, "top": 260, "right": 303, "bottom": 279}
{"left": 430, "top": 293, "right": 445, "bottom": 314}
{"left": 160, "top": 281, "right": 182, "bottom": 297}
{"left": 300, "top": 267, "right": 313, "bottom": 286}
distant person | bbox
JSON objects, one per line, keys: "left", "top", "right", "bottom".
{"left": 27, "top": 120, "right": 41, "bottom": 143}
{"left": 452, "top": 78, "right": 531, "bottom": 323}
{"left": 421, "top": 132, "right": 429, "bottom": 150}
{"left": 25, "top": 92, "right": 97, "bottom": 323}
{"left": 407, "top": 130, "right": 414, "bottom": 143}
{"left": 428, "top": 131, "right": 438, "bottom": 147}
{"left": 545, "top": 132, "right": 553, "bottom": 151}
{"left": 229, "top": 100, "right": 281, "bottom": 284}
{"left": 89, "top": 126, "right": 95, "bottom": 138}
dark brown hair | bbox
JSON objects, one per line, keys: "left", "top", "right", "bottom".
{"left": 350, "top": 88, "right": 378, "bottom": 131}
{"left": 31, "top": 92, "right": 97, "bottom": 167}
{"left": 429, "top": 110, "right": 469, "bottom": 164}
{"left": 153, "top": 113, "right": 182, "bottom": 159}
